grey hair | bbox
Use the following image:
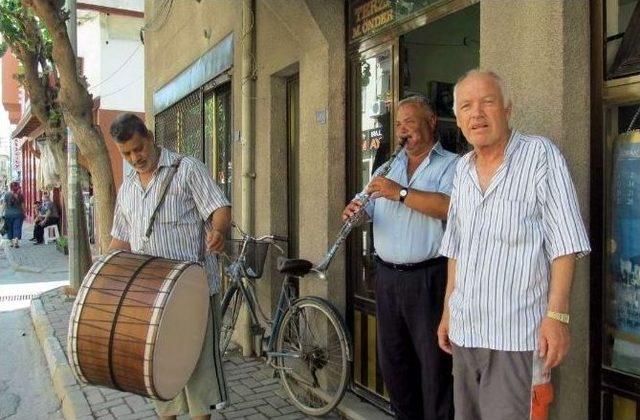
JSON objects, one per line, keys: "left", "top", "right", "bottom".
{"left": 397, "top": 95, "right": 436, "bottom": 118}
{"left": 452, "top": 69, "right": 512, "bottom": 116}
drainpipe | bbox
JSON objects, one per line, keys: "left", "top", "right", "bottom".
{"left": 240, "top": 0, "right": 256, "bottom": 357}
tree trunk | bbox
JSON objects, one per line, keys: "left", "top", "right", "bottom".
{"left": 25, "top": 0, "right": 116, "bottom": 254}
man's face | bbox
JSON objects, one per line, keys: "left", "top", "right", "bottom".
{"left": 395, "top": 103, "right": 436, "bottom": 154}
{"left": 454, "top": 73, "right": 511, "bottom": 149}
{"left": 116, "top": 132, "right": 157, "bottom": 175}
{"left": 42, "top": 193, "right": 50, "bottom": 202}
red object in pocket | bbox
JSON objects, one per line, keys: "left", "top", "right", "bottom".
{"left": 531, "top": 382, "right": 554, "bottom": 420}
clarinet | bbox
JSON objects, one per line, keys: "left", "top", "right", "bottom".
{"left": 315, "top": 138, "right": 407, "bottom": 273}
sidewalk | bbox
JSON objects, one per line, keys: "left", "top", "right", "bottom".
{"left": 16, "top": 239, "right": 391, "bottom": 419}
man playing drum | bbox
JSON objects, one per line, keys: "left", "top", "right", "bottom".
{"left": 109, "top": 113, "right": 231, "bottom": 420}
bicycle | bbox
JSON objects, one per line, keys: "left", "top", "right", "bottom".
{"left": 218, "top": 222, "right": 352, "bottom": 417}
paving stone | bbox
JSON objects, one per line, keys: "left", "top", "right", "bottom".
{"left": 118, "top": 409, "right": 158, "bottom": 420}
{"left": 85, "top": 389, "right": 106, "bottom": 405}
{"left": 245, "top": 390, "right": 285, "bottom": 402}
{"left": 231, "top": 383, "right": 253, "bottom": 397}
{"left": 279, "top": 405, "right": 301, "bottom": 414}
{"left": 90, "top": 398, "right": 126, "bottom": 412}
{"left": 246, "top": 414, "right": 269, "bottom": 420}
{"left": 225, "top": 407, "right": 259, "bottom": 419}
{"left": 272, "top": 414, "right": 304, "bottom": 420}
{"left": 228, "top": 398, "right": 269, "bottom": 410}
{"left": 241, "top": 377, "right": 262, "bottom": 388}
{"left": 266, "top": 395, "right": 290, "bottom": 409}
{"left": 226, "top": 372, "right": 251, "bottom": 381}
{"left": 253, "top": 382, "right": 283, "bottom": 394}
{"left": 257, "top": 404, "right": 281, "bottom": 417}
{"left": 124, "top": 394, "right": 150, "bottom": 410}
{"left": 96, "top": 414, "right": 115, "bottom": 420}
{"left": 110, "top": 403, "right": 133, "bottom": 416}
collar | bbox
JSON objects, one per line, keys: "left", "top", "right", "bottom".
{"left": 398, "top": 140, "right": 445, "bottom": 162}
{"left": 126, "top": 146, "right": 176, "bottom": 180}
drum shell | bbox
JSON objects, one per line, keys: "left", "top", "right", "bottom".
{"left": 67, "top": 251, "right": 209, "bottom": 400}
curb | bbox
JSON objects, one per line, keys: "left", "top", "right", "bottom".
{"left": 30, "top": 296, "right": 93, "bottom": 420}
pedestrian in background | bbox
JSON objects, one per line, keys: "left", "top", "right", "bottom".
{"left": 32, "top": 191, "right": 59, "bottom": 244}
{"left": 1, "top": 181, "right": 26, "bottom": 248}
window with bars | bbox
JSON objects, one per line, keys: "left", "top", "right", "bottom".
{"left": 155, "top": 90, "right": 204, "bottom": 161}
{"left": 154, "top": 82, "right": 233, "bottom": 201}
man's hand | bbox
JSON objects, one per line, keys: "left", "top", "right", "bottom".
{"left": 538, "top": 317, "right": 570, "bottom": 370}
{"left": 206, "top": 229, "right": 225, "bottom": 253}
{"left": 437, "top": 312, "right": 452, "bottom": 354}
{"left": 342, "top": 199, "right": 363, "bottom": 221}
{"left": 366, "top": 176, "right": 402, "bottom": 201}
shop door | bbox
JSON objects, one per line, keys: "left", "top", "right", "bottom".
{"left": 347, "top": 3, "right": 479, "bottom": 409}
{"left": 349, "top": 42, "right": 397, "bottom": 408}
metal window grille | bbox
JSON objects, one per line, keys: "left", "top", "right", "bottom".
{"left": 155, "top": 90, "right": 203, "bottom": 161}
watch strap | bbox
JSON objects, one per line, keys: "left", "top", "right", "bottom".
{"left": 546, "top": 310, "right": 570, "bottom": 324}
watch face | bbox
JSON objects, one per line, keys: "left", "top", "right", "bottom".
{"left": 400, "top": 189, "right": 408, "bottom": 197}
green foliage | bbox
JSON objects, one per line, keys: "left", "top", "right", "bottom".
{"left": 0, "top": 0, "right": 54, "bottom": 66}
{"left": 56, "top": 236, "right": 68, "bottom": 248}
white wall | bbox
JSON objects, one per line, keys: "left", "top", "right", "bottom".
{"left": 98, "top": 13, "right": 144, "bottom": 112}
{"left": 78, "top": 10, "right": 103, "bottom": 95}
{"left": 81, "top": 0, "right": 143, "bottom": 12}
{"left": 78, "top": 9, "right": 144, "bottom": 113}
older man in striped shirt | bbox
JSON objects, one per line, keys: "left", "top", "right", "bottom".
{"left": 109, "top": 113, "right": 231, "bottom": 420}
{"left": 438, "top": 70, "right": 590, "bottom": 420}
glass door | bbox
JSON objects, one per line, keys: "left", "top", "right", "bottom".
{"left": 349, "top": 42, "right": 396, "bottom": 408}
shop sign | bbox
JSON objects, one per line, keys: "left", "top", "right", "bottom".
{"left": 12, "top": 138, "right": 21, "bottom": 171}
{"left": 349, "top": 0, "right": 446, "bottom": 42}
{"left": 350, "top": 0, "right": 395, "bottom": 40}
{"left": 362, "top": 127, "right": 384, "bottom": 151}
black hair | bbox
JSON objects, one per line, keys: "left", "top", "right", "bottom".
{"left": 109, "top": 113, "right": 150, "bottom": 143}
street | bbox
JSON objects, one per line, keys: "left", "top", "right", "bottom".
{"left": 0, "top": 224, "right": 68, "bottom": 419}
{"left": 0, "top": 309, "right": 63, "bottom": 419}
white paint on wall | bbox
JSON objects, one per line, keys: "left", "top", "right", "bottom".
{"left": 77, "top": 10, "right": 144, "bottom": 112}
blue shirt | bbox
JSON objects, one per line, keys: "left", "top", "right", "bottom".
{"left": 365, "top": 142, "right": 458, "bottom": 264}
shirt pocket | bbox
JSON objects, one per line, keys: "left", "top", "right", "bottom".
{"left": 489, "top": 199, "right": 535, "bottom": 246}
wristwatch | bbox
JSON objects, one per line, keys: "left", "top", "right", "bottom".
{"left": 399, "top": 188, "right": 408, "bottom": 203}
{"left": 546, "top": 310, "right": 570, "bottom": 324}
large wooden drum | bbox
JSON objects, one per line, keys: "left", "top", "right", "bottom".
{"left": 67, "top": 250, "right": 209, "bottom": 400}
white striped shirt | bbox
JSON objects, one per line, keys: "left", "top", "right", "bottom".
{"left": 439, "top": 130, "right": 590, "bottom": 351}
{"left": 111, "top": 147, "right": 230, "bottom": 295}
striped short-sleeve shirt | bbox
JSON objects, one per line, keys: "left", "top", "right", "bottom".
{"left": 111, "top": 147, "right": 230, "bottom": 295}
{"left": 439, "top": 130, "right": 590, "bottom": 351}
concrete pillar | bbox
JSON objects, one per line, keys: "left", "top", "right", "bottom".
{"left": 480, "top": 1, "right": 591, "bottom": 418}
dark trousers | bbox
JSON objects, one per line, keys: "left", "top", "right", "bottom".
{"left": 375, "top": 260, "right": 453, "bottom": 420}
{"left": 33, "top": 218, "right": 59, "bottom": 243}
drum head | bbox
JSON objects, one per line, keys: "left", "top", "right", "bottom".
{"left": 153, "top": 264, "right": 209, "bottom": 400}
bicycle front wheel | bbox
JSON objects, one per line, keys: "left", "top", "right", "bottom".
{"left": 275, "top": 297, "right": 350, "bottom": 416}
{"left": 219, "top": 284, "right": 243, "bottom": 355}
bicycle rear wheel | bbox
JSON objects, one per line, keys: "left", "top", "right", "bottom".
{"left": 219, "top": 284, "right": 243, "bottom": 355}
{"left": 275, "top": 297, "right": 350, "bottom": 416}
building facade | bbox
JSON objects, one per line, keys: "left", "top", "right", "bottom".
{"left": 143, "top": 0, "right": 640, "bottom": 418}
{"left": 4, "top": 0, "right": 145, "bottom": 237}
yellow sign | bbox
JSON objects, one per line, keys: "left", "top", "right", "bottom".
{"left": 351, "top": 0, "right": 395, "bottom": 40}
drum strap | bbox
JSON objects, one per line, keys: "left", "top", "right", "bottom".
{"left": 144, "top": 157, "right": 183, "bottom": 241}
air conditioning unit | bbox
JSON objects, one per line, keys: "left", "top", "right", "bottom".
{"left": 370, "top": 100, "right": 387, "bottom": 117}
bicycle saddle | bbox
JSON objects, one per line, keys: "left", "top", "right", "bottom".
{"left": 277, "top": 257, "right": 313, "bottom": 277}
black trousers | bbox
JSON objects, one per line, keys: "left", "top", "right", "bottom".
{"left": 33, "top": 218, "right": 59, "bottom": 243}
{"left": 375, "top": 260, "right": 453, "bottom": 420}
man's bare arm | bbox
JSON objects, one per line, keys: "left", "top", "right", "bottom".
{"left": 109, "top": 238, "right": 131, "bottom": 252}
{"left": 539, "top": 254, "right": 576, "bottom": 369}
{"left": 403, "top": 190, "right": 450, "bottom": 220}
